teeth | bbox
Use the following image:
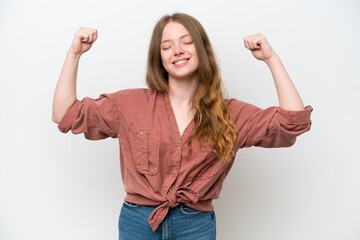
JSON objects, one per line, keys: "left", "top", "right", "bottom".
{"left": 174, "top": 59, "right": 188, "bottom": 65}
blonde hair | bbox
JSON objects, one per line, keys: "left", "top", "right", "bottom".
{"left": 146, "top": 13, "right": 237, "bottom": 164}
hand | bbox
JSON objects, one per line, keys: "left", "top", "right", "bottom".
{"left": 68, "top": 27, "right": 98, "bottom": 55}
{"left": 244, "top": 33, "right": 277, "bottom": 62}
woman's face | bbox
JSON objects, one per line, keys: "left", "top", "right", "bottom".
{"left": 160, "top": 22, "right": 199, "bottom": 81}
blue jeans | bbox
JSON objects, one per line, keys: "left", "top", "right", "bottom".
{"left": 118, "top": 200, "right": 216, "bottom": 240}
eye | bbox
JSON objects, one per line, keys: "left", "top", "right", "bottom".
{"left": 184, "top": 41, "right": 193, "bottom": 45}
{"left": 161, "top": 45, "right": 171, "bottom": 51}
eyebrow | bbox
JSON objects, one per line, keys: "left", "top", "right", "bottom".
{"left": 161, "top": 34, "right": 191, "bottom": 44}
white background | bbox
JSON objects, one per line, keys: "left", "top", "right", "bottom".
{"left": 1, "top": 0, "right": 359, "bottom": 239}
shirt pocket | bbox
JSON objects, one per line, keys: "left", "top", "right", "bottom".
{"left": 128, "top": 126, "right": 160, "bottom": 175}
{"left": 187, "top": 150, "right": 222, "bottom": 180}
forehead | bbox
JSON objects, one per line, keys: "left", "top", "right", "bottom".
{"left": 161, "top": 22, "right": 190, "bottom": 41}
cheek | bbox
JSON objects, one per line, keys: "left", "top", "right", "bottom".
{"left": 194, "top": 59, "right": 200, "bottom": 69}
{"left": 191, "top": 51, "right": 199, "bottom": 66}
{"left": 160, "top": 53, "right": 169, "bottom": 65}
{"left": 160, "top": 54, "right": 171, "bottom": 72}
{"left": 191, "top": 49, "right": 199, "bottom": 62}
{"left": 160, "top": 53, "right": 165, "bottom": 64}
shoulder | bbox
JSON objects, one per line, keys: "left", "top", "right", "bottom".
{"left": 225, "top": 98, "right": 259, "bottom": 113}
{"left": 224, "top": 98, "right": 271, "bottom": 122}
{"left": 111, "top": 88, "right": 162, "bottom": 105}
{"left": 110, "top": 87, "right": 159, "bottom": 98}
{"left": 114, "top": 88, "right": 159, "bottom": 96}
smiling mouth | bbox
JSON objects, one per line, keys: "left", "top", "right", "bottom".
{"left": 173, "top": 58, "right": 190, "bottom": 65}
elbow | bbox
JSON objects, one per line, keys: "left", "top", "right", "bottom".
{"left": 52, "top": 116, "right": 59, "bottom": 124}
{"left": 51, "top": 99, "right": 78, "bottom": 124}
{"left": 51, "top": 113, "right": 61, "bottom": 124}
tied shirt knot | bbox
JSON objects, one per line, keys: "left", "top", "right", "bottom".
{"left": 148, "top": 186, "right": 199, "bottom": 232}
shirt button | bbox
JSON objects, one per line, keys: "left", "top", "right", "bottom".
{"left": 171, "top": 170, "right": 175, "bottom": 175}
{"left": 177, "top": 146, "right": 180, "bottom": 150}
{"left": 140, "top": 131, "right": 143, "bottom": 135}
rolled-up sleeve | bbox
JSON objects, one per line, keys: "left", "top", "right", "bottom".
{"left": 58, "top": 92, "right": 120, "bottom": 140}
{"left": 228, "top": 99, "right": 313, "bottom": 149}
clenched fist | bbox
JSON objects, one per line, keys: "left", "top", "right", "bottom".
{"left": 68, "top": 27, "right": 98, "bottom": 55}
{"left": 244, "top": 33, "right": 277, "bottom": 62}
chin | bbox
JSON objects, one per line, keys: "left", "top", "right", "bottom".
{"left": 171, "top": 69, "right": 198, "bottom": 80}
{"left": 172, "top": 72, "right": 198, "bottom": 81}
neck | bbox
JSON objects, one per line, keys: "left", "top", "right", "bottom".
{"left": 168, "top": 74, "right": 199, "bottom": 107}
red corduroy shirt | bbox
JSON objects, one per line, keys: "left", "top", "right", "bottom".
{"left": 57, "top": 88, "right": 313, "bottom": 232}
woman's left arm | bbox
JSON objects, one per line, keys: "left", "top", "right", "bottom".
{"left": 244, "top": 33, "right": 305, "bottom": 111}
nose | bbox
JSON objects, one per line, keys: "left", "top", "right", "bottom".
{"left": 173, "top": 43, "right": 184, "bottom": 56}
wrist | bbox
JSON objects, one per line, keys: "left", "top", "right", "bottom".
{"left": 66, "top": 50, "right": 82, "bottom": 60}
{"left": 264, "top": 54, "right": 280, "bottom": 65}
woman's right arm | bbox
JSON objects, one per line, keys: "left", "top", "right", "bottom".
{"left": 51, "top": 27, "right": 98, "bottom": 123}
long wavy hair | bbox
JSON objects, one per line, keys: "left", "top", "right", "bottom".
{"left": 146, "top": 13, "right": 237, "bottom": 164}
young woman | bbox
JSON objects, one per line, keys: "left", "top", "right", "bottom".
{"left": 52, "top": 13, "right": 312, "bottom": 240}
